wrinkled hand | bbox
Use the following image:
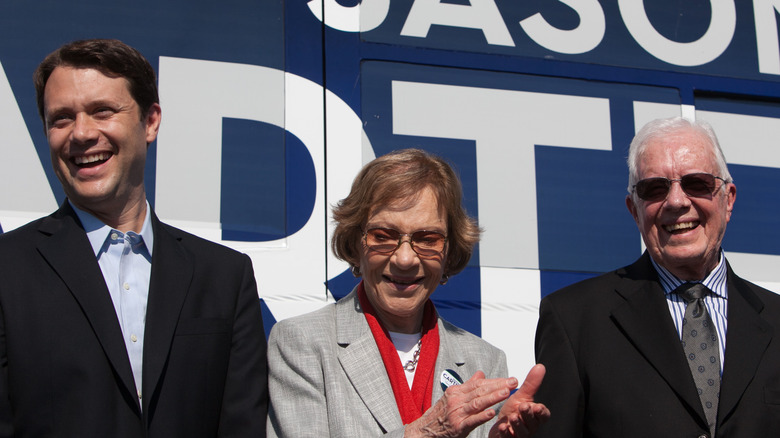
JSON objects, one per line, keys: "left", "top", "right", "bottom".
{"left": 405, "top": 371, "right": 518, "bottom": 438}
{"left": 490, "top": 364, "right": 550, "bottom": 438}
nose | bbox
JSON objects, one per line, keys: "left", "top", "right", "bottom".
{"left": 665, "top": 180, "right": 692, "bottom": 208}
{"left": 391, "top": 237, "right": 419, "bottom": 268}
{"left": 71, "top": 113, "right": 99, "bottom": 144}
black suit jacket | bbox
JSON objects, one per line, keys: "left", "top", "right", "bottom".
{"left": 0, "top": 202, "right": 267, "bottom": 437}
{"left": 534, "top": 253, "right": 780, "bottom": 437}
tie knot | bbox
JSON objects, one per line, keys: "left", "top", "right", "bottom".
{"left": 125, "top": 231, "right": 143, "bottom": 246}
{"left": 677, "top": 283, "right": 708, "bottom": 303}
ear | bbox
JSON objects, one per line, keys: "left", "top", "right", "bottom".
{"left": 144, "top": 103, "right": 162, "bottom": 144}
{"left": 625, "top": 194, "right": 639, "bottom": 223}
{"left": 724, "top": 182, "right": 737, "bottom": 221}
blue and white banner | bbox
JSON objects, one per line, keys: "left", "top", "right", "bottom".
{"left": 2, "top": 0, "right": 780, "bottom": 377}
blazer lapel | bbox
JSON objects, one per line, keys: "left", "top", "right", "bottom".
{"left": 336, "top": 290, "right": 402, "bottom": 433}
{"left": 609, "top": 256, "right": 707, "bottom": 424}
{"left": 718, "top": 269, "right": 772, "bottom": 422}
{"left": 36, "top": 204, "right": 138, "bottom": 403}
{"left": 430, "top": 320, "right": 465, "bottom": 403}
{"left": 141, "top": 215, "right": 193, "bottom": 412}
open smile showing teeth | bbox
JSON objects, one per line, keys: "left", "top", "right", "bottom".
{"left": 664, "top": 221, "right": 698, "bottom": 233}
{"left": 74, "top": 152, "right": 111, "bottom": 165}
{"left": 384, "top": 275, "right": 423, "bottom": 286}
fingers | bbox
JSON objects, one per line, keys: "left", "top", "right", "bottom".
{"left": 407, "top": 371, "right": 519, "bottom": 438}
{"left": 456, "top": 371, "right": 518, "bottom": 410}
{"left": 490, "top": 364, "right": 550, "bottom": 438}
{"left": 517, "top": 402, "right": 550, "bottom": 434}
{"left": 515, "top": 363, "right": 546, "bottom": 401}
{"left": 447, "top": 372, "right": 519, "bottom": 431}
{"left": 452, "top": 405, "right": 498, "bottom": 434}
{"left": 495, "top": 413, "right": 528, "bottom": 438}
{"left": 491, "top": 403, "right": 550, "bottom": 438}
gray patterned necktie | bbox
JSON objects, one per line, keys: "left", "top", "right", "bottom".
{"left": 677, "top": 283, "right": 720, "bottom": 437}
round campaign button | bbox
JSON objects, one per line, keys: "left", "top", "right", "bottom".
{"left": 440, "top": 368, "right": 463, "bottom": 392}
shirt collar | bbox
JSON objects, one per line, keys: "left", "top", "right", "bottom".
{"left": 70, "top": 200, "right": 154, "bottom": 257}
{"left": 650, "top": 249, "right": 728, "bottom": 299}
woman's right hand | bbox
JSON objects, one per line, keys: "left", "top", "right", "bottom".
{"left": 404, "top": 371, "right": 518, "bottom": 438}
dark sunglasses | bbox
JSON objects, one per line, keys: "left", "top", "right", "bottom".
{"left": 363, "top": 227, "right": 447, "bottom": 257}
{"left": 632, "top": 172, "right": 727, "bottom": 202}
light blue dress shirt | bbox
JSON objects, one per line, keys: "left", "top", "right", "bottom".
{"left": 651, "top": 250, "right": 729, "bottom": 375}
{"left": 72, "top": 201, "right": 153, "bottom": 402}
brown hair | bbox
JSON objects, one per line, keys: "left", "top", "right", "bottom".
{"left": 34, "top": 39, "right": 159, "bottom": 122}
{"left": 331, "top": 148, "right": 481, "bottom": 277}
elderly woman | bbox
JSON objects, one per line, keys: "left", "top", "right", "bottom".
{"left": 267, "top": 149, "right": 549, "bottom": 437}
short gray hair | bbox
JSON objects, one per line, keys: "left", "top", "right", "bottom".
{"left": 627, "top": 117, "right": 732, "bottom": 196}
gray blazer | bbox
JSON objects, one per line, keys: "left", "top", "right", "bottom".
{"left": 267, "top": 287, "right": 507, "bottom": 437}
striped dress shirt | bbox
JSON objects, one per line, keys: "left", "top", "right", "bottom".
{"left": 651, "top": 251, "right": 728, "bottom": 375}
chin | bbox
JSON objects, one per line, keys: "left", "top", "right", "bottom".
{"left": 662, "top": 250, "right": 709, "bottom": 267}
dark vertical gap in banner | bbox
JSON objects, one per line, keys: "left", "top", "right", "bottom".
{"left": 321, "top": 1, "right": 330, "bottom": 301}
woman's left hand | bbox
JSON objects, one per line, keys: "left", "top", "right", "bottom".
{"left": 489, "top": 364, "right": 550, "bottom": 438}
{"left": 404, "top": 371, "right": 518, "bottom": 438}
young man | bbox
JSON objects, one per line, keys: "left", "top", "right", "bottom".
{"left": 0, "top": 39, "right": 267, "bottom": 437}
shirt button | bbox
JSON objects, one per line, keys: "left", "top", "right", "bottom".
{"left": 111, "top": 232, "right": 119, "bottom": 240}
{"left": 123, "top": 283, "right": 130, "bottom": 290}
{"left": 131, "top": 334, "right": 138, "bottom": 342}
{"left": 137, "top": 390, "right": 142, "bottom": 399}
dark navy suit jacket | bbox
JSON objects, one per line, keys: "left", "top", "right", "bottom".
{"left": 535, "top": 252, "right": 780, "bottom": 437}
{"left": 0, "top": 202, "right": 267, "bottom": 437}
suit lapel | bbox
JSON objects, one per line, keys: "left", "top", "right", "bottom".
{"left": 431, "top": 320, "right": 464, "bottom": 403}
{"left": 36, "top": 204, "right": 138, "bottom": 403}
{"left": 336, "top": 290, "right": 402, "bottom": 432}
{"left": 141, "top": 215, "right": 193, "bottom": 412}
{"left": 718, "top": 269, "right": 772, "bottom": 422}
{"left": 609, "top": 256, "right": 707, "bottom": 424}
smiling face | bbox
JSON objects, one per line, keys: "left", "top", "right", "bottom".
{"left": 626, "top": 128, "right": 736, "bottom": 280}
{"left": 358, "top": 186, "right": 447, "bottom": 334}
{"left": 43, "top": 66, "right": 161, "bottom": 230}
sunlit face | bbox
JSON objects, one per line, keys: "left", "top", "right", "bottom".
{"left": 358, "top": 186, "right": 447, "bottom": 334}
{"left": 43, "top": 66, "right": 161, "bottom": 221}
{"left": 626, "top": 128, "right": 736, "bottom": 280}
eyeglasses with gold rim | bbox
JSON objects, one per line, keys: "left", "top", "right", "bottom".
{"left": 362, "top": 227, "right": 447, "bottom": 258}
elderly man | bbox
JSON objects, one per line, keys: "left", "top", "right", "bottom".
{"left": 534, "top": 117, "right": 780, "bottom": 437}
{"left": 0, "top": 39, "right": 267, "bottom": 436}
